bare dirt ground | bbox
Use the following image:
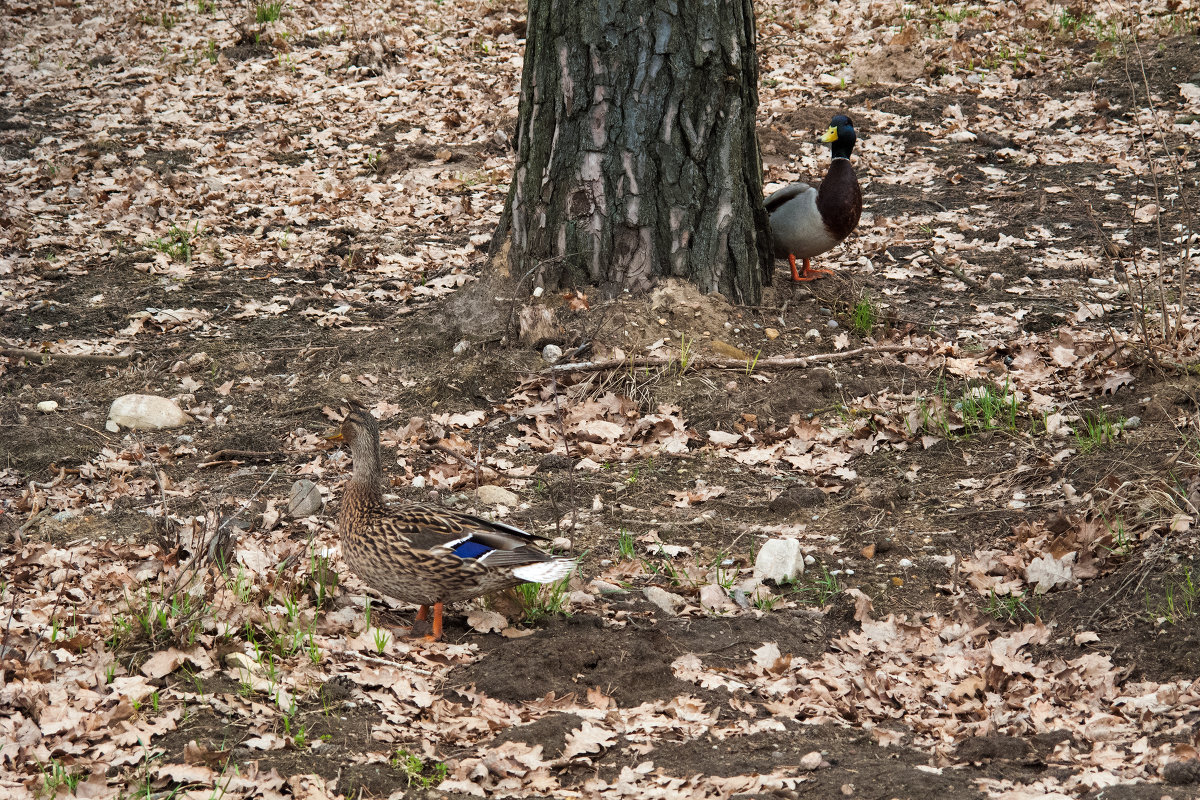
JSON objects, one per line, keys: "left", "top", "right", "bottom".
{"left": 3, "top": 1, "right": 1200, "bottom": 798}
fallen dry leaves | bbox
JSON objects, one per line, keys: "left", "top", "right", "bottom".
{"left": 3, "top": 0, "right": 1200, "bottom": 797}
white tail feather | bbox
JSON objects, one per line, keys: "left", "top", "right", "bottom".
{"left": 511, "top": 559, "right": 574, "bottom": 584}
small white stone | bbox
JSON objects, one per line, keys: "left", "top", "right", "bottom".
{"left": 288, "top": 479, "right": 324, "bottom": 518}
{"left": 754, "top": 538, "right": 805, "bottom": 583}
{"left": 475, "top": 485, "right": 519, "bottom": 506}
{"left": 541, "top": 344, "right": 563, "bottom": 363}
{"left": 453, "top": 339, "right": 470, "bottom": 355}
{"left": 806, "top": 328, "right": 821, "bottom": 339}
{"left": 898, "top": 558, "right": 914, "bottom": 569}
{"left": 36, "top": 400, "right": 59, "bottom": 413}
{"left": 550, "top": 536, "right": 572, "bottom": 551}
{"left": 532, "top": 286, "right": 544, "bottom": 298}
{"left": 108, "top": 394, "right": 192, "bottom": 431}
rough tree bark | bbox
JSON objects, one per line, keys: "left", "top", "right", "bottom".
{"left": 491, "top": 0, "right": 771, "bottom": 305}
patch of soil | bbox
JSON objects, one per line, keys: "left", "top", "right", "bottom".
{"left": 153, "top": 700, "right": 413, "bottom": 798}
{"left": 594, "top": 726, "right": 986, "bottom": 798}
{"left": 457, "top": 611, "right": 833, "bottom": 708}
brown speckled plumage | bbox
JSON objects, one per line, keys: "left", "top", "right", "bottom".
{"left": 334, "top": 401, "right": 572, "bottom": 639}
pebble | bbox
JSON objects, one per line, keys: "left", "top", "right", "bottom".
{"left": 764, "top": 328, "right": 780, "bottom": 339}
{"left": 475, "top": 485, "right": 519, "bottom": 506}
{"left": 288, "top": 479, "right": 324, "bottom": 518}
{"left": 754, "top": 538, "right": 805, "bottom": 583}
{"left": 108, "top": 394, "right": 192, "bottom": 431}
{"left": 453, "top": 339, "right": 470, "bottom": 355}
{"left": 827, "top": 319, "right": 839, "bottom": 329}
{"left": 806, "top": 329, "right": 821, "bottom": 339}
{"left": 36, "top": 400, "right": 59, "bottom": 413}
{"left": 898, "top": 558, "right": 914, "bottom": 569}
{"left": 1122, "top": 416, "right": 1141, "bottom": 431}
{"left": 590, "top": 580, "right": 626, "bottom": 595}
{"left": 550, "top": 536, "right": 572, "bottom": 551}
{"left": 541, "top": 344, "right": 563, "bottom": 363}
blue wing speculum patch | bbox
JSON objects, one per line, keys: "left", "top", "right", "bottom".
{"left": 450, "top": 539, "right": 493, "bottom": 561}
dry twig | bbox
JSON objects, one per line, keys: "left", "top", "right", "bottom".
{"left": 923, "top": 249, "right": 984, "bottom": 291}
{"left": 543, "top": 344, "right": 921, "bottom": 375}
{"left": 0, "top": 348, "right": 132, "bottom": 365}
{"left": 431, "top": 443, "right": 496, "bottom": 477}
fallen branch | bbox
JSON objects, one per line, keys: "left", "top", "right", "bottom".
{"left": 543, "top": 344, "right": 921, "bottom": 374}
{"left": 0, "top": 348, "right": 132, "bottom": 365}
{"left": 923, "top": 249, "right": 985, "bottom": 291}
{"left": 431, "top": 443, "right": 497, "bottom": 477}
{"left": 14, "top": 507, "right": 52, "bottom": 537}
{"left": 204, "top": 449, "right": 285, "bottom": 463}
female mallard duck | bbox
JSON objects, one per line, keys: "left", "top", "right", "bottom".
{"left": 766, "top": 114, "right": 862, "bottom": 282}
{"left": 332, "top": 401, "right": 573, "bottom": 640}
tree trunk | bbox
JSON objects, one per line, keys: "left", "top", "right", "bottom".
{"left": 492, "top": 0, "right": 771, "bottom": 305}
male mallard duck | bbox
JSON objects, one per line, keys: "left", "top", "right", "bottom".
{"left": 766, "top": 114, "right": 863, "bottom": 282}
{"left": 331, "top": 401, "right": 573, "bottom": 640}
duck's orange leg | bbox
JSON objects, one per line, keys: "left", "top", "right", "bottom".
{"left": 794, "top": 256, "right": 834, "bottom": 282}
{"left": 415, "top": 604, "right": 429, "bottom": 622}
{"left": 788, "top": 254, "right": 802, "bottom": 282}
{"left": 423, "top": 602, "right": 444, "bottom": 642}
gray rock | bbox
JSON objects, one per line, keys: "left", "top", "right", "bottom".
{"left": 541, "top": 343, "right": 563, "bottom": 363}
{"left": 1122, "top": 415, "right": 1141, "bottom": 431}
{"left": 475, "top": 484, "right": 519, "bottom": 506}
{"left": 754, "top": 538, "right": 805, "bottom": 584}
{"left": 643, "top": 585, "right": 683, "bottom": 615}
{"left": 108, "top": 394, "right": 192, "bottom": 430}
{"left": 288, "top": 479, "right": 324, "bottom": 518}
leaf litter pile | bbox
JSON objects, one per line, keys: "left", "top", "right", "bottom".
{"left": 2, "top": 0, "right": 1200, "bottom": 798}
